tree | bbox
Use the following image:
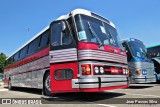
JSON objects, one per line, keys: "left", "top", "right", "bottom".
{"left": 0, "top": 52, "right": 7, "bottom": 73}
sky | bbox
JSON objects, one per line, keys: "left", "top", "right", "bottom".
{"left": 0, "top": 0, "right": 160, "bottom": 56}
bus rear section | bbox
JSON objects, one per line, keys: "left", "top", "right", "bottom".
{"left": 122, "top": 38, "right": 156, "bottom": 83}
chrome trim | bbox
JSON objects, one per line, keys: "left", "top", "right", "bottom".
{"left": 78, "top": 50, "right": 127, "bottom": 64}
{"left": 72, "top": 76, "right": 128, "bottom": 88}
{"left": 72, "top": 79, "right": 79, "bottom": 88}
{"left": 101, "top": 77, "right": 127, "bottom": 82}
{"left": 128, "top": 61, "right": 155, "bottom": 83}
{"left": 50, "top": 48, "right": 77, "bottom": 63}
{"left": 130, "top": 76, "right": 156, "bottom": 83}
{"left": 5, "top": 56, "right": 50, "bottom": 89}
{"left": 101, "top": 82, "right": 127, "bottom": 87}
{"left": 80, "top": 84, "right": 99, "bottom": 88}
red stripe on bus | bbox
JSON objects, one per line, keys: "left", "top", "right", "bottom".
{"left": 5, "top": 47, "right": 49, "bottom": 71}
{"left": 78, "top": 42, "right": 126, "bottom": 56}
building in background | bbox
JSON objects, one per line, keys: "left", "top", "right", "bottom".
{"left": 147, "top": 44, "right": 160, "bottom": 82}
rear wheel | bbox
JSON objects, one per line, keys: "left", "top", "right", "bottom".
{"left": 156, "top": 75, "right": 160, "bottom": 83}
{"left": 43, "top": 72, "right": 52, "bottom": 96}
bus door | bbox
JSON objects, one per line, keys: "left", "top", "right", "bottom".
{"left": 49, "top": 20, "right": 79, "bottom": 92}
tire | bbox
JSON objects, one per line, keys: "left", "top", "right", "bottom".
{"left": 156, "top": 75, "right": 160, "bottom": 84}
{"left": 8, "top": 79, "right": 13, "bottom": 90}
{"left": 43, "top": 72, "right": 52, "bottom": 96}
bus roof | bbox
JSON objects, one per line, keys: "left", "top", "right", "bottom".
{"left": 121, "top": 38, "right": 143, "bottom": 44}
{"left": 147, "top": 44, "right": 160, "bottom": 48}
{"left": 6, "top": 8, "right": 115, "bottom": 60}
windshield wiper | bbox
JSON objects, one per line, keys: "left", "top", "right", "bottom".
{"left": 142, "top": 51, "right": 147, "bottom": 58}
{"left": 141, "top": 48, "right": 147, "bottom": 57}
{"left": 87, "top": 22, "right": 103, "bottom": 47}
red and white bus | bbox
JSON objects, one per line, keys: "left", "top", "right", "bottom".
{"left": 4, "top": 9, "right": 129, "bottom": 95}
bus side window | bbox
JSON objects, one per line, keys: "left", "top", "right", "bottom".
{"left": 122, "top": 43, "right": 132, "bottom": 61}
{"left": 62, "top": 28, "right": 72, "bottom": 45}
{"left": 39, "top": 31, "right": 49, "bottom": 49}
{"left": 126, "top": 47, "right": 132, "bottom": 61}
{"left": 51, "top": 21, "right": 72, "bottom": 46}
{"left": 19, "top": 46, "right": 28, "bottom": 60}
{"left": 28, "top": 37, "right": 40, "bottom": 55}
{"left": 14, "top": 52, "right": 20, "bottom": 62}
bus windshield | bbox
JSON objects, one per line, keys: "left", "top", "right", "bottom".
{"left": 75, "top": 14, "right": 122, "bottom": 48}
{"left": 129, "top": 41, "right": 147, "bottom": 58}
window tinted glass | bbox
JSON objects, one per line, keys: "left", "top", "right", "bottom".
{"left": 14, "top": 52, "right": 19, "bottom": 62}
{"left": 75, "top": 14, "right": 122, "bottom": 48}
{"left": 8, "top": 57, "right": 14, "bottom": 65}
{"left": 20, "top": 46, "right": 28, "bottom": 59}
{"left": 129, "top": 41, "right": 147, "bottom": 58}
{"left": 40, "top": 31, "right": 49, "bottom": 48}
{"left": 147, "top": 46, "right": 160, "bottom": 58}
{"left": 122, "top": 43, "right": 132, "bottom": 60}
{"left": 28, "top": 38, "right": 40, "bottom": 55}
{"left": 51, "top": 21, "right": 72, "bottom": 47}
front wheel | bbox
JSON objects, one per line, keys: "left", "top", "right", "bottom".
{"left": 156, "top": 75, "right": 160, "bottom": 83}
{"left": 43, "top": 72, "right": 52, "bottom": 96}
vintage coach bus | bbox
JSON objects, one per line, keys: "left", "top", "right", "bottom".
{"left": 4, "top": 9, "right": 129, "bottom": 95}
{"left": 122, "top": 38, "right": 156, "bottom": 83}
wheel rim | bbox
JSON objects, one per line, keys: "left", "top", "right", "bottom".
{"left": 45, "top": 75, "right": 51, "bottom": 92}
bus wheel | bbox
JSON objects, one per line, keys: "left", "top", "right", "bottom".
{"left": 8, "top": 79, "right": 13, "bottom": 90}
{"left": 43, "top": 72, "right": 52, "bottom": 96}
{"left": 156, "top": 75, "right": 160, "bottom": 83}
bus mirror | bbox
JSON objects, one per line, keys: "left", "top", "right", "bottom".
{"left": 61, "top": 22, "right": 66, "bottom": 32}
{"left": 122, "top": 47, "right": 126, "bottom": 51}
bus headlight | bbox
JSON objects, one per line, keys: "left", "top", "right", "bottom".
{"left": 125, "top": 69, "right": 128, "bottom": 75}
{"left": 123, "top": 68, "right": 128, "bottom": 75}
{"left": 136, "top": 69, "right": 142, "bottom": 75}
{"left": 94, "top": 67, "right": 99, "bottom": 74}
{"left": 100, "top": 67, "right": 104, "bottom": 74}
{"left": 81, "top": 64, "right": 91, "bottom": 75}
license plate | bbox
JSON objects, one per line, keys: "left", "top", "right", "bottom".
{"left": 111, "top": 67, "right": 118, "bottom": 74}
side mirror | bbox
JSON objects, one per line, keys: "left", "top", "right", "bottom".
{"left": 121, "top": 46, "right": 126, "bottom": 52}
{"left": 61, "top": 21, "right": 67, "bottom": 32}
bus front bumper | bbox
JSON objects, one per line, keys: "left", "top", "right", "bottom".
{"left": 72, "top": 76, "right": 129, "bottom": 89}
{"left": 130, "top": 76, "right": 156, "bottom": 83}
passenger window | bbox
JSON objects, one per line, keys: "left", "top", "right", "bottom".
{"left": 51, "top": 21, "right": 72, "bottom": 47}
{"left": 20, "top": 46, "right": 28, "bottom": 59}
{"left": 8, "top": 57, "right": 14, "bottom": 65}
{"left": 28, "top": 38, "right": 40, "bottom": 55}
{"left": 14, "top": 52, "right": 20, "bottom": 62}
{"left": 39, "top": 31, "right": 49, "bottom": 48}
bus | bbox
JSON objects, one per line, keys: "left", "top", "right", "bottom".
{"left": 4, "top": 9, "right": 129, "bottom": 96}
{"left": 122, "top": 38, "right": 156, "bottom": 83}
{"left": 147, "top": 44, "right": 160, "bottom": 82}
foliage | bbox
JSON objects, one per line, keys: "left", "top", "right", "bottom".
{"left": 0, "top": 53, "right": 7, "bottom": 73}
